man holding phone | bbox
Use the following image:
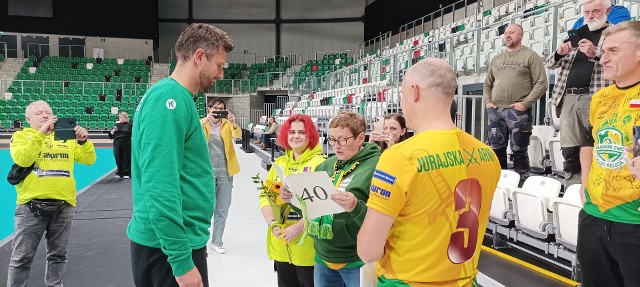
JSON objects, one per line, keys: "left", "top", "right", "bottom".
{"left": 200, "top": 97, "right": 241, "bottom": 254}
{"left": 545, "top": 0, "right": 614, "bottom": 186}
{"left": 7, "top": 100, "right": 96, "bottom": 286}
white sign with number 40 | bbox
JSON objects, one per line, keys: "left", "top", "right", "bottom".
{"left": 277, "top": 169, "right": 344, "bottom": 220}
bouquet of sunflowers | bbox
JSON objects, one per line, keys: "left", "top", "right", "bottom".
{"left": 252, "top": 173, "right": 297, "bottom": 262}
{"left": 252, "top": 174, "right": 291, "bottom": 227}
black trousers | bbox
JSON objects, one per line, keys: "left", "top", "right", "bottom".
{"left": 131, "top": 241, "right": 209, "bottom": 287}
{"left": 114, "top": 139, "right": 131, "bottom": 177}
{"left": 577, "top": 211, "right": 640, "bottom": 287}
{"left": 274, "top": 260, "right": 314, "bottom": 287}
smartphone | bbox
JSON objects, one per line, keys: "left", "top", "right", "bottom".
{"left": 211, "top": 110, "right": 229, "bottom": 119}
{"left": 54, "top": 117, "right": 77, "bottom": 141}
{"left": 567, "top": 30, "right": 581, "bottom": 48}
{"left": 373, "top": 116, "right": 384, "bottom": 132}
{"left": 633, "top": 126, "right": 640, "bottom": 157}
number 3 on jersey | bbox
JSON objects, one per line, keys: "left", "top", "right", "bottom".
{"left": 447, "top": 178, "right": 482, "bottom": 264}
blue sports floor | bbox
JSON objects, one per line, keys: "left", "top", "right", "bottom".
{"left": 0, "top": 147, "right": 116, "bottom": 241}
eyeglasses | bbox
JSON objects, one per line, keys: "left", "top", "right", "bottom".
{"left": 328, "top": 136, "right": 355, "bottom": 146}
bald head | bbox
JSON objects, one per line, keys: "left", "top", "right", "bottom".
{"left": 403, "top": 58, "right": 457, "bottom": 98}
{"left": 503, "top": 24, "right": 524, "bottom": 49}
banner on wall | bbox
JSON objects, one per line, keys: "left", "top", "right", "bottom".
{"left": 93, "top": 48, "right": 104, "bottom": 59}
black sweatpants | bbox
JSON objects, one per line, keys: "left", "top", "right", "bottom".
{"left": 274, "top": 260, "right": 314, "bottom": 287}
{"left": 131, "top": 241, "right": 209, "bottom": 287}
{"left": 114, "top": 139, "right": 131, "bottom": 177}
{"left": 577, "top": 210, "right": 640, "bottom": 287}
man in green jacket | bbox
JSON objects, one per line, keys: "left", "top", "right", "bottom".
{"left": 127, "top": 23, "right": 233, "bottom": 287}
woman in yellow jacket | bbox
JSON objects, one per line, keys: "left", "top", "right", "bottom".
{"left": 201, "top": 98, "right": 242, "bottom": 254}
{"left": 260, "top": 114, "right": 325, "bottom": 287}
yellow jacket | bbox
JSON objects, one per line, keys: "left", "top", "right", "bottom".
{"left": 201, "top": 118, "right": 242, "bottom": 177}
{"left": 260, "top": 144, "right": 326, "bottom": 266}
{"left": 10, "top": 128, "right": 97, "bottom": 206}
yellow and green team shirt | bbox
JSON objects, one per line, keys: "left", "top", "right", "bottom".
{"left": 368, "top": 129, "right": 501, "bottom": 287}
{"left": 584, "top": 83, "right": 640, "bottom": 224}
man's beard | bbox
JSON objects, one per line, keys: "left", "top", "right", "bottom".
{"left": 199, "top": 71, "right": 214, "bottom": 93}
{"left": 586, "top": 16, "right": 607, "bottom": 31}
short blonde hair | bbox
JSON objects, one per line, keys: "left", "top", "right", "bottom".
{"left": 329, "top": 112, "right": 366, "bottom": 136}
{"left": 118, "top": 112, "right": 129, "bottom": 120}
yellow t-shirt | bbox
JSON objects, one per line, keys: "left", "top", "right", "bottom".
{"left": 368, "top": 129, "right": 501, "bottom": 287}
{"left": 584, "top": 83, "right": 640, "bottom": 224}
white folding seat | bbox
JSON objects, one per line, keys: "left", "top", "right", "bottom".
{"left": 490, "top": 186, "right": 513, "bottom": 225}
{"left": 562, "top": 184, "right": 583, "bottom": 206}
{"left": 518, "top": 176, "right": 562, "bottom": 209}
{"left": 549, "top": 138, "right": 564, "bottom": 176}
{"left": 563, "top": 16, "right": 580, "bottom": 33}
{"left": 528, "top": 135, "right": 546, "bottom": 173}
{"left": 513, "top": 188, "right": 556, "bottom": 239}
{"left": 507, "top": 2, "right": 517, "bottom": 14}
{"left": 552, "top": 200, "right": 581, "bottom": 251}
{"left": 499, "top": 169, "right": 521, "bottom": 199}
{"left": 532, "top": 125, "right": 556, "bottom": 151}
{"left": 530, "top": 41, "right": 546, "bottom": 56}
{"left": 465, "top": 56, "right": 475, "bottom": 71}
{"left": 532, "top": 14, "right": 547, "bottom": 27}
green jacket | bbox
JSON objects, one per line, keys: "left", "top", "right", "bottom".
{"left": 127, "top": 78, "right": 215, "bottom": 277}
{"left": 260, "top": 144, "right": 326, "bottom": 266}
{"left": 312, "top": 142, "right": 381, "bottom": 263}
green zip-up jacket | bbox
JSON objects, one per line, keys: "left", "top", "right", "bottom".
{"left": 127, "top": 78, "right": 215, "bottom": 277}
{"left": 312, "top": 142, "right": 381, "bottom": 263}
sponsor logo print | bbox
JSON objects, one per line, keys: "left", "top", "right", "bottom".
{"left": 595, "top": 127, "right": 626, "bottom": 169}
{"left": 373, "top": 169, "right": 396, "bottom": 185}
{"left": 166, "top": 99, "right": 176, "bottom": 110}
{"left": 370, "top": 185, "right": 391, "bottom": 198}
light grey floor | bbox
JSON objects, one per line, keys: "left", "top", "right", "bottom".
{"left": 205, "top": 146, "right": 277, "bottom": 286}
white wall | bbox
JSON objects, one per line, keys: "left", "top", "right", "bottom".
{"left": 193, "top": 0, "right": 276, "bottom": 19}
{"left": 282, "top": 22, "right": 364, "bottom": 60}
{"left": 157, "top": 0, "right": 366, "bottom": 64}
{"left": 281, "top": 0, "right": 363, "bottom": 19}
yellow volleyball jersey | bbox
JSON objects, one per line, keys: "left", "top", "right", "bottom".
{"left": 584, "top": 83, "right": 640, "bottom": 224}
{"left": 367, "top": 129, "right": 501, "bottom": 287}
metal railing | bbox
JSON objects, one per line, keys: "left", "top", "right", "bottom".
{"left": 4, "top": 79, "right": 148, "bottom": 95}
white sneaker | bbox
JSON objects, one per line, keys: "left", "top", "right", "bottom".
{"left": 123, "top": 176, "right": 130, "bottom": 179}
{"left": 115, "top": 175, "right": 121, "bottom": 179}
{"left": 208, "top": 243, "right": 225, "bottom": 254}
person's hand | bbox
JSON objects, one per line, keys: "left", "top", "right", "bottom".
{"left": 271, "top": 225, "right": 283, "bottom": 238}
{"left": 283, "top": 221, "right": 304, "bottom": 242}
{"left": 203, "top": 113, "right": 214, "bottom": 124}
{"left": 380, "top": 131, "right": 393, "bottom": 144}
{"left": 578, "top": 39, "right": 596, "bottom": 58}
{"left": 369, "top": 130, "right": 381, "bottom": 142}
{"left": 556, "top": 41, "right": 573, "bottom": 56}
{"left": 175, "top": 267, "right": 203, "bottom": 287}
{"left": 227, "top": 112, "right": 237, "bottom": 127}
{"left": 74, "top": 126, "right": 88, "bottom": 141}
{"left": 485, "top": 103, "right": 497, "bottom": 109}
{"left": 280, "top": 186, "right": 292, "bottom": 203}
{"left": 110, "top": 126, "right": 118, "bottom": 135}
{"left": 331, "top": 192, "right": 358, "bottom": 212}
{"left": 39, "top": 116, "right": 57, "bottom": 135}
{"left": 509, "top": 102, "right": 527, "bottom": 112}
{"left": 625, "top": 141, "right": 640, "bottom": 179}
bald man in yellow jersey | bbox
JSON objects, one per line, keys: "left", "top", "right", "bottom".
{"left": 358, "top": 58, "right": 501, "bottom": 287}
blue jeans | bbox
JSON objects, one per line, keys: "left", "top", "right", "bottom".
{"left": 211, "top": 175, "right": 233, "bottom": 247}
{"left": 314, "top": 262, "right": 360, "bottom": 287}
{"left": 7, "top": 203, "right": 76, "bottom": 287}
